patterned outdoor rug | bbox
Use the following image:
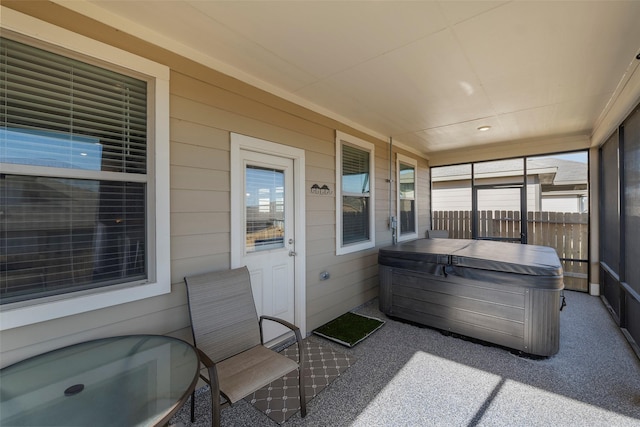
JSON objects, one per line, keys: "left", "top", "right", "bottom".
{"left": 245, "top": 339, "right": 354, "bottom": 424}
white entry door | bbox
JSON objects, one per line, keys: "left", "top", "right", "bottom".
{"left": 231, "top": 134, "right": 305, "bottom": 344}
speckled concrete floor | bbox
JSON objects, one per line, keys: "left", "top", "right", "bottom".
{"left": 170, "top": 291, "right": 640, "bottom": 427}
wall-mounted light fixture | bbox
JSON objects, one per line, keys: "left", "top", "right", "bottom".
{"left": 477, "top": 125, "right": 491, "bottom": 132}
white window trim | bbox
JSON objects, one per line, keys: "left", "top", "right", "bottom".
{"left": 0, "top": 8, "right": 171, "bottom": 331}
{"left": 396, "top": 154, "right": 419, "bottom": 242}
{"left": 335, "top": 131, "right": 375, "bottom": 255}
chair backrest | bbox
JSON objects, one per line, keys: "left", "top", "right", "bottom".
{"left": 426, "top": 229, "right": 449, "bottom": 239}
{"left": 184, "top": 266, "right": 261, "bottom": 363}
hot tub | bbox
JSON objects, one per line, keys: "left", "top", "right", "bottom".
{"left": 378, "top": 239, "right": 564, "bottom": 356}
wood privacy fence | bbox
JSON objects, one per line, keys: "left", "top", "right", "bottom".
{"left": 432, "top": 210, "right": 588, "bottom": 291}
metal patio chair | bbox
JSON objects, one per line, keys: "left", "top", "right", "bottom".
{"left": 184, "top": 266, "right": 306, "bottom": 427}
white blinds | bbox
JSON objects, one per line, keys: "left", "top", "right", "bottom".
{"left": 341, "top": 143, "right": 370, "bottom": 244}
{"left": 342, "top": 143, "right": 370, "bottom": 194}
{"left": 1, "top": 37, "right": 147, "bottom": 173}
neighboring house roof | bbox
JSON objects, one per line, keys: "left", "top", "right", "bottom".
{"left": 432, "top": 158, "right": 587, "bottom": 186}
{"left": 529, "top": 158, "right": 586, "bottom": 185}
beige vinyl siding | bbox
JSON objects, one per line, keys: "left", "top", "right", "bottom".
{"left": 306, "top": 252, "right": 379, "bottom": 328}
{"left": 0, "top": 286, "right": 191, "bottom": 366}
{"left": 0, "top": 3, "right": 431, "bottom": 366}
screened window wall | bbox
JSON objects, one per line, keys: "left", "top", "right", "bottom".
{"left": 431, "top": 151, "right": 589, "bottom": 291}
{"left": 1, "top": 36, "right": 149, "bottom": 304}
{"left": 599, "top": 102, "right": 640, "bottom": 359}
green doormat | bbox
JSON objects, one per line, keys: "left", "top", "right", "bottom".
{"left": 313, "top": 312, "right": 385, "bottom": 347}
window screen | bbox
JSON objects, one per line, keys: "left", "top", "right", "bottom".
{"left": 623, "top": 107, "right": 640, "bottom": 294}
{"left": 600, "top": 132, "right": 620, "bottom": 274}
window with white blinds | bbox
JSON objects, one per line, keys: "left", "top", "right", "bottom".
{"left": 0, "top": 36, "right": 149, "bottom": 304}
{"left": 336, "top": 131, "right": 375, "bottom": 255}
{"left": 397, "top": 155, "right": 417, "bottom": 240}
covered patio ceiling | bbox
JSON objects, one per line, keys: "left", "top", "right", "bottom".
{"left": 56, "top": 1, "right": 640, "bottom": 159}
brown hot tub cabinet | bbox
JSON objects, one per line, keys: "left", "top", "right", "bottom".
{"left": 378, "top": 239, "right": 564, "bottom": 356}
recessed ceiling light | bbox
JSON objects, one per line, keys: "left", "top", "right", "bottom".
{"left": 477, "top": 126, "right": 491, "bottom": 132}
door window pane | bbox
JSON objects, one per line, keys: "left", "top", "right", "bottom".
{"left": 245, "top": 166, "right": 284, "bottom": 253}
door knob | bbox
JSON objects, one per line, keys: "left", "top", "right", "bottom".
{"left": 288, "top": 250, "right": 297, "bottom": 257}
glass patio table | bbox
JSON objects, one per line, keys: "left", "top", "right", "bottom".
{"left": 0, "top": 335, "right": 199, "bottom": 427}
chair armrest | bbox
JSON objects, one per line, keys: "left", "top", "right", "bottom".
{"left": 194, "top": 346, "right": 220, "bottom": 398}
{"left": 195, "top": 347, "right": 216, "bottom": 368}
{"left": 259, "top": 315, "right": 305, "bottom": 369}
{"left": 260, "top": 315, "right": 300, "bottom": 333}
{"left": 259, "top": 315, "right": 304, "bottom": 348}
